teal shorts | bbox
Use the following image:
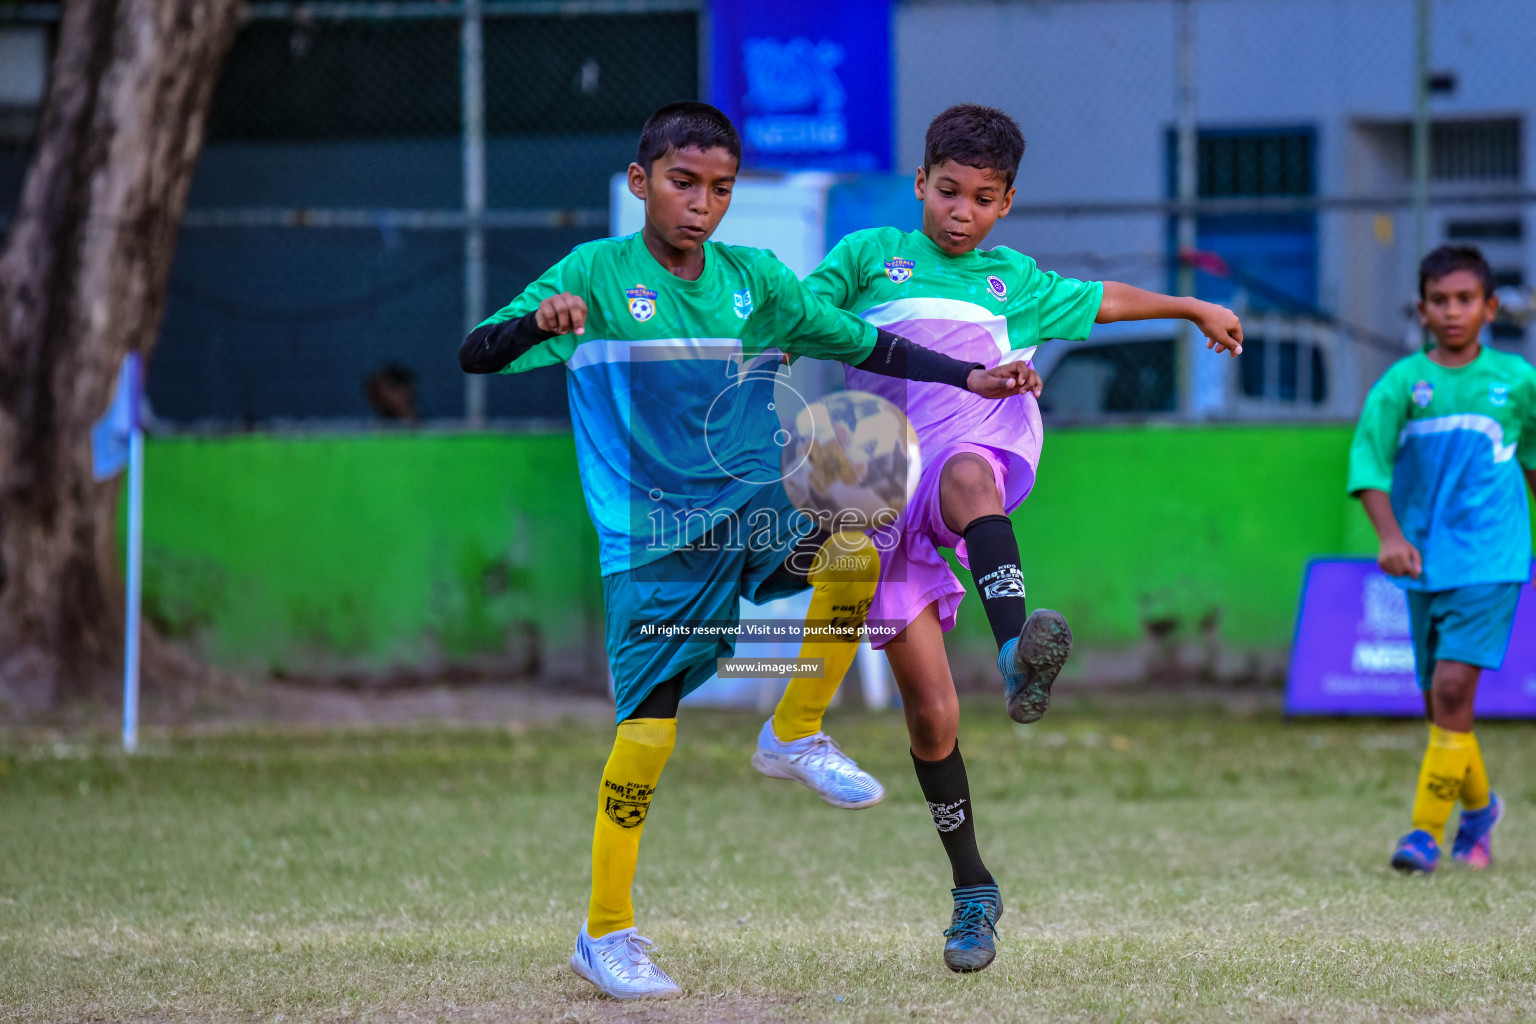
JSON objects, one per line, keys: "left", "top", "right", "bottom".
{"left": 1406, "top": 582, "right": 1523, "bottom": 691}
{"left": 601, "top": 485, "right": 813, "bottom": 722}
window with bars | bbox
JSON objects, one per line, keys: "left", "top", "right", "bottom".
{"left": 1431, "top": 120, "right": 1520, "bottom": 182}
{"left": 1168, "top": 128, "right": 1315, "bottom": 198}
{"left": 1198, "top": 131, "right": 1313, "bottom": 197}
{"left": 1238, "top": 337, "right": 1328, "bottom": 406}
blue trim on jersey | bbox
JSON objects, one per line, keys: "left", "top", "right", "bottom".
{"left": 1391, "top": 424, "right": 1531, "bottom": 591}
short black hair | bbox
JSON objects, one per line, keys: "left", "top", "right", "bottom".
{"left": 636, "top": 102, "right": 742, "bottom": 174}
{"left": 924, "top": 104, "right": 1026, "bottom": 186}
{"left": 1419, "top": 244, "right": 1495, "bottom": 299}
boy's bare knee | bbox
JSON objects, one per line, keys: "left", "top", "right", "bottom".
{"left": 941, "top": 454, "right": 993, "bottom": 495}
{"left": 939, "top": 454, "right": 1002, "bottom": 526}
{"left": 1430, "top": 661, "right": 1480, "bottom": 728}
{"left": 910, "top": 698, "right": 958, "bottom": 745}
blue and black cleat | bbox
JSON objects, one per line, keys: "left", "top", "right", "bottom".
{"left": 943, "top": 883, "right": 1004, "bottom": 973}
{"left": 1000, "top": 609, "right": 1073, "bottom": 724}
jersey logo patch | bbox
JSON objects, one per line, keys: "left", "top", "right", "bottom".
{"left": 626, "top": 284, "right": 657, "bottom": 322}
{"left": 986, "top": 274, "right": 1008, "bottom": 300}
{"left": 733, "top": 288, "right": 753, "bottom": 319}
{"left": 1490, "top": 383, "right": 1510, "bottom": 407}
{"left": 1412, "top": 380, "right": 1434, "bottom": 408}
{"left": 884, "top": 257, "right": 914, "bottom": 284}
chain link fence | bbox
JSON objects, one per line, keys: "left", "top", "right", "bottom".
{"left": 1, "top": 0, "right": 698, "bottom": 427}
{"left": 899, "top": 0, "right": 1535, "bottom": 425}
{"left": 2, "top": 0, "right": 1533, "bottom": 427}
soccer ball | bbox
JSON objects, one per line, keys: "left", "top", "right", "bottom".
{"left": 781, "top": 390, "right": 921, "bottom": 530}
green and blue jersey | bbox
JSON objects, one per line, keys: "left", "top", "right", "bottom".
{"left": 482, "top": 233, "right": 877, "bottom": 575}
{"left": 1347, "top": 346, "right": 1536, "bottom": 591}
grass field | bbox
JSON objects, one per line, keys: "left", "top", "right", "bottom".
{"left": 3, "top": 691, "right": 1535, "bottom": 1023}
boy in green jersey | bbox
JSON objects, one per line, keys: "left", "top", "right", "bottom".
{"left": 1348, "top": 244, "right": 1536, "bottom": 874}
{"left": 460, "top": 102, "right": 1031, "bottom": 999}
{"left": 791, "top": 104, "right": 1243, "bottom": 972}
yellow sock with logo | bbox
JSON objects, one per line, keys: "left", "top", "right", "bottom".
{"left": 586, "top": 717, "right": 676, "bottom": 938}
{"left": 1410, "top": 724, "right": 1474, "bottom": 844}
{"left": 772, "top": 531, "right": 880, "bottom": 743}
{"left": 1461, "top": 731, "right": 1490, "bottom": 812}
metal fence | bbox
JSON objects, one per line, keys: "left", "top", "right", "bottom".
{"left": 2, "top": 0, "right": 1533, "bottom": 428}
{"left": 1, "top": 0, "right": 698, "bottom": 427}
{"left": 894, "top": 0, "right": 1535, "bottom": 423}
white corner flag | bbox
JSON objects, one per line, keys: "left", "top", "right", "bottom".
{"left": 91, "top": 353, "right": 145, "bottom": 753}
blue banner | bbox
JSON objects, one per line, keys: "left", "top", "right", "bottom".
{"left": 710, "top": 0, "right": 891, "bottom": 172}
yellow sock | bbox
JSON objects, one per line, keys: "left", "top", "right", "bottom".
{"left": 1410, "top": 724, "right": 1474, "bottom": 844}
{"left": 1461, "top": 731, "right": 1490, "bottom": 812}
{"left": 772, "top": 531, "right": 880, "bottom": 742}
{"left": 587, "top": 716, "right": 676, "bottom": 938}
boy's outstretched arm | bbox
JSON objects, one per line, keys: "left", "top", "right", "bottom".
{"left": 853, "top": 330, "right": 1040, "bottom": 400}
{"left": 1095, "top": 281, "right": 1243, "bottom": 356}
{"left": 460, "top": 292, "right": 586, "bottom": 373}
{"left": 1357, "top": 489, "right": 1422, "bottom": 579}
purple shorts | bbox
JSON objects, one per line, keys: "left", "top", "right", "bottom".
{"left": 868, "top": 442, "right": 1034, "bottom": 649}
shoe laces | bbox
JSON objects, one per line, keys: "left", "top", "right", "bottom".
{"left": 943, "top": 899, "right": 998, "bottom": 942}
{"left": 792, "top": 733, "right": 857, "bottom": 772}
{"left": 599, "top": 931, "right": 662, "bottom": 978}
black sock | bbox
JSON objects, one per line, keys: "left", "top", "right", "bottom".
{"left": 961, "top": 514, "right": 1028, "bottom": 649}
{"left": 912, "top": 742, "right": 993, "bottom": 888}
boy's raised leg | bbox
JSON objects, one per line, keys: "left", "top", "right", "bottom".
{"left": 941, "top": 453, "right": 1072, "bottom": 724}
{"left": 571, "top": 709, "right": 682, "bottom": 999}
{"left": 755, "top": 530, "right": 885, "bottom": 808}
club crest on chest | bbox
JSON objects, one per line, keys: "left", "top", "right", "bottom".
{"left": 626, "top": 284, "right": 657, "bottom": 322}
{"left": 884, "top": 257, "right": 914, "bottom": 284}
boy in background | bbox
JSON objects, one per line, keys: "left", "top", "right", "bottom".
{"left": 1348, "top": 244, "right": 1536, "bottom": 874}
{"left": 461, "top": 102, "right": 1031, "bottom": 1000}
{"left": 792, "top": 103, "right": 1243, "bottom": 972}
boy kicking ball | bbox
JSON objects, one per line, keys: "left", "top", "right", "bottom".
{"left": 1349, "top": 244, "right": 1536, "bottom": 874}
{"left": 460, "top": 102, "right": 1031, "bottom": 1000}
{"left": 787, "top": 104, "right": 1242, "bottom": 972}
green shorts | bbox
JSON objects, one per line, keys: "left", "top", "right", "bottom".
{"left": 1406, "top": 582, "right": 1522, "bottom": 691}
{"left": 601, "top": 485, "right": 813, "bottom": 722}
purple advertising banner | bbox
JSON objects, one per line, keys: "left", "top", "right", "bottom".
{"left": 1286, "top": 558, "right": 1536, "bottom": 717}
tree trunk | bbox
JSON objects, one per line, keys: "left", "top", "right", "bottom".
{"left": 0, "top": 0, "right": 244, "bottom": 716}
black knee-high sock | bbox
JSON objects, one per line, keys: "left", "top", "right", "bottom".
{"left": 961, "top": 514, "right": 1028, "bottom": 649}
{"left": 912, "top": 742, "right": 993, "bottom": 888}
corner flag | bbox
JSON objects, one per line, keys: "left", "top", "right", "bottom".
{"left": 91, "top": 353, "right": 145, "bottom": 752}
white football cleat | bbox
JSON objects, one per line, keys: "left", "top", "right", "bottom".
{"left": 751, "top": 718, "right": 885, "bottom": 809}
{"left": 570, "top": 922, "right": 683, "bottom": 1000}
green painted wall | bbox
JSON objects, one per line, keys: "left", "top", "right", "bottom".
{"left": 136, "top": 433, "right": 602, "bottom": 676}
{"left": 942, "top": 424, "right": 1372, "bottom": 655}
{"left": 132, "top": 425, "right": 1526, "bottom": 676}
